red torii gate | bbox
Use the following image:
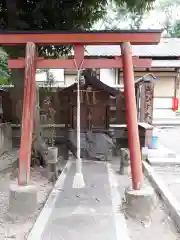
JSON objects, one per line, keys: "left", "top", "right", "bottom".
{"left": 0, "top": 30, "right": 162, "bottom": 190}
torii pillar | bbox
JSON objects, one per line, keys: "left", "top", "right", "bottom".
{"left": 8, "top": 42, "right": 38, "bottom": 219}
{"left": 121, "top": 42, "right": 143, "bottom": 190}
{"left": 121, "top": 42, "right": 155, "bottom": 219}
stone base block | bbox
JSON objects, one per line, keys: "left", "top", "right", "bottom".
{"left": 119, "top": 165, "right": 131, "bottom": 175}
{"left": 125, "top": 185, "right": 156, "bottom": 219}
{"left": 48, "top": 162, "right": 59, "bottom": 182}
{"left": 8, "top": 184, "right": 37, "bottom": 219}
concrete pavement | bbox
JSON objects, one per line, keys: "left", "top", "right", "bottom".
{"left": 153, "top": 119, "right": 180, "bottom": 126}
{"left": 157, "top": 127, "right": 180, "bottom": 155}
{"left": 28, "top": 160, "right": 130, "bottom": 240}
{"left": 27, "top": 127, "right": 180, "bottom": 240}
{"left": 143, "top": 127, "right": 180, "bottom": 166}
{"left": 143, "top": 127, "right": 180, "bottom": 231}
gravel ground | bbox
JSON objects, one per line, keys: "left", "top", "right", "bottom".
{"left": 0, "top": 166, "right": 52, "bottom": 240}
{"left": 111, "top": 158, "right": 180, "bottom": 240}
{"left": 1, "top": 151, "right": 179, "bottom": 239}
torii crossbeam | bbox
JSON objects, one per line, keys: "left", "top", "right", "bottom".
{"left": 0, "top": 30, "right": 162, "bottom": 190}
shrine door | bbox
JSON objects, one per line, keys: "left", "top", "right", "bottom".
{"left": 72, "top": 105, "right": 107, "bottom": 130}
{"left": 88, "top": 105, "right": 107, "bottom": 129}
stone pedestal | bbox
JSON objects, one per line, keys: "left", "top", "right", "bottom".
{"left": 8, "top": 184, "right": 37, "bottom": 219}
{"left": 47, "top": 147, "right": 58, "bottom": 182}
{"left": 141, "top": 147, "right": 148, "bottom": 161}
{"left": 119, "top": 148, "right": 130, "bottom": 175}
{"left": 47, "top": 147, "right": 58, "bottom": 164}
{"left": 125, "top": 185, "right": 156, "bottom": 219}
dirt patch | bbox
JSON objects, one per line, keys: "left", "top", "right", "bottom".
{"left": 0, "top": 166, "right": 52, "bottom": 240}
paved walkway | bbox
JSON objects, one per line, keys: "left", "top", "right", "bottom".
{"left": 153, "top": 165, "right": 180, "bottom": 202}
{"left": 159, "top": 128, "right": 180, "bottom": 201}
{"left": 145, "top": 128, "right": 180, "bottom": 198}
{"left": 28, "top": 160, "right": 129, "bottom": 240}
{"left": 157, "top": 127, "right": 180, "bottom": 155}
{"left": 143, "top": 127, "right": 180, "bottom": 234}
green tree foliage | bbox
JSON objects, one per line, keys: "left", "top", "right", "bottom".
{"left": 0, "top": 50, "right": 8, "bottom": 76}
{"left": 0, "top": 0, "right": 155, "bottom": 56}
{"left": 155, "top": 0, "right": 173, "bottom": 36}
{"left": 169, "top": 20, "right": 180, "bottom": 37}
{"left": 0, "top": 48, "right": 11, "bottom": 84}
{"left": 0, "top": 0, "right": 156, "bottom": 82}
{"left": 102, "top": 2, "right": 149, "bottom": 30}
{"left": 102, "top": 0, "right": 180, "bottom": 33}
{"left": 154, "top": 0, "right": 180, "bottom": 36}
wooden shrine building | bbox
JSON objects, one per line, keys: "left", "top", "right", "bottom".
{"left": 59, "top": 70, "right": 119, "bottom": 131}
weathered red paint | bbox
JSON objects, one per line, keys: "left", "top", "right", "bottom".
{"left": 6, "top": 31, "right": 161, "bottom": 191}
{"left": 74, "top": 45, "right": 84, "bottom": 68}
{"left": 172, "top": 97, "right": 179, "bottom": 111}
{"left": 8, "top": 57, "right": 152, "bottom": 69}
{"left": 121, "top": 42, "right": 143, "bottom": 190}
{"left": 0, "top": 30, "right": 162, "bottom": 45}
{"left": 18, "top": 42, "right": 36, "bottom": 186}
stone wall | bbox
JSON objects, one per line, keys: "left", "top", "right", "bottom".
{"left": 0, "top": 123, "right": 12, "bottom": 156}
{"left": 11, "top": 124, "right": 68, "bottom": 147}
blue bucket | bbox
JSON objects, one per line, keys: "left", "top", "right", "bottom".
{"left": 151, "top": 136, "right": 159, "bottom": 149}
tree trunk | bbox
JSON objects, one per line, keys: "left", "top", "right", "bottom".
{"left": 10, "top": 69, "right": 25, "bottom": 124}
{"left": 32, "top": 85, "right": 48, "bottom": 166}
{"left": 11, "top": 70, "right": 47, "bottom": 166}
{"left": 6, "top": 0, "right": 17, "bottom": 29}
{"left": 5, "top": 1, "right": 46, "bottom": 167}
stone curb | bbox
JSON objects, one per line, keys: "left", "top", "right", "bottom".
{"left": 146, "top": 157, "right": 180, "bottom": 166}
{"left": 153, "top": 121, "right": 180, "bottom": 126}
{"left": 147, "top": 149, "right": 176, "bottom": 159}
{"left": 143, "top": 161, "right": 180, "bottom": 231}
{"left": 27, "top": 160, "right": 72, "bottom": 240}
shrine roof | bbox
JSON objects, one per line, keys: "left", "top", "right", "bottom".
{"left": 85, "top": 38, "right": 180, "bottom": 57}
{"left": 60, "top": 70, "right": 119, "bottom": 96}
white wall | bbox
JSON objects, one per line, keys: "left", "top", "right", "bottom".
{"left": 100, "top": 69, "right": 116, "bottom": 86}
{"left": 153, "top": 97, "right": 176, "bottom": 119}
{"left": 36, "top": 69, "right": 65, "bottom": 87}
{"left": 64, "top": 69, "right": 117, "bottom": 87}
{"left": 35, "top": 68, "right": 118, "bottom": 88}
{"left": 154, "top": 76, "right": 174, "bottom": 97}
{"left": 152, "top": 75, "right": 175, "bottom": 120}
{"left": 64, "top": 74, "right": 76, "bottom": 86}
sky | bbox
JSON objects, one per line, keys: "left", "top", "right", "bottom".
{"left": 142, "top": 2, "right": 180, "bottom": 29}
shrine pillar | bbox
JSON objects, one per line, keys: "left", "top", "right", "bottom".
{"left": 139, "top": 76, "right": 155, "bottom": 124}
{"left": 8, "top": 42, "right": 37, "bottom": 219}
{"left": 121, "top": 42, "right": 156, "bottom": 219}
